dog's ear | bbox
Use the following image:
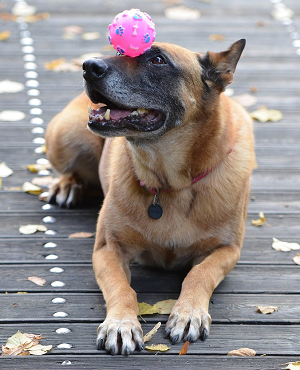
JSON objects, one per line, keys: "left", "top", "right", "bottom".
{"left": 199, "top": 39, "right": 246, "bottom": 92}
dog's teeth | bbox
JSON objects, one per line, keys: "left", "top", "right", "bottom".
{"left": 88, "top": 106, "right": 92, "bottom": 114}
{"left": 99, "top": 115, "right": 103, "bottom": 120}
{"left": 104, "top": 109, "right": 110, "bottom": 120}
{"left": 137, "top": 108, "right": 147, "bottom": 114}
{"left": 131, "top": 110, "right": 138, "bottom": 116}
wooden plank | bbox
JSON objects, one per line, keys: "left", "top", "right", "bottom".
{"left": 0, "top": 323, "right": 299, "bottom": 355}
{"left": 1, "top": 293, "right": 300, "bottom": 324}
{"left": 0, "top": 264, "right": 299, "bottom": 294}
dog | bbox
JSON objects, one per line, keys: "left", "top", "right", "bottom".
{"left": 45, "top": 39, "right": 255, "bottom": 355}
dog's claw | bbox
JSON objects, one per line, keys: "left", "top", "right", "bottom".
{"left": 164, "top": 328, "right": 171, "bottom": 339}
{"left": 96, "top": 338, "right": 104, "bottom": 350}
{"left": 171, "top": 334, "right": 179, "bottom": 344}
{"left": 136, "top": 342, "right": 144, "bottom": 351}
{"left": 200, "top": 328, "right": 208, "bottom": 342}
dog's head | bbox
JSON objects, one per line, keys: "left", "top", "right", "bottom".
{"left": 83, "top": 40, "right": 245, "bottom": 142}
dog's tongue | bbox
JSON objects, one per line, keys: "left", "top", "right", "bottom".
{"left": 96, "top": 106, "right": 131, "bottom": 120}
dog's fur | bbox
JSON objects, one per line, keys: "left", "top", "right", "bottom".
{"left": 46, "top": 40, "right": 254, "bottom": 355}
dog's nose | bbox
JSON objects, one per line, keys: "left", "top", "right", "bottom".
{"left": 83, "top": 59, "right": 108, "bottom": 80}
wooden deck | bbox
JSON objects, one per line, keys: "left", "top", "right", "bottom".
{"left": 1, "top": 0, "right": 300, "bottom": 368}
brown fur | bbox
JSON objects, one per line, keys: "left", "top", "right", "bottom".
{"left": 46, "top": 40, "right": 255, "bottom": 355}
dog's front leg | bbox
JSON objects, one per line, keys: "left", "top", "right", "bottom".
{"left": 165, "top": 245, "right": 241, "bottom": 344}
{"left": 93, "top": 233, "right": 143, "bottom": 355}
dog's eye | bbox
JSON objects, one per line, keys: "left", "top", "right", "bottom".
{"left": 151, "top": 56, "right": 166, "bottom": 65}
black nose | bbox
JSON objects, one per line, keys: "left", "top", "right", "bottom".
{"left": 83, "top": 59, "right": 108, "bottom": 80}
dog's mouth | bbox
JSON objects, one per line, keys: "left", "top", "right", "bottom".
{"left": 88, "top": 105, "right": 164, "bottom": 133}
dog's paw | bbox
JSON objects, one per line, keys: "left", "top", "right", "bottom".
{"left": 48, "top": 175, "right": 83, "bottom": 208}
{"left": 96, "top": 317, "right": 144, "bottom": 355}
{"left": 165, "top": 303, "right": 212, "bottom": 344}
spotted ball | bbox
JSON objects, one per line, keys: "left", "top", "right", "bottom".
{"left": 108, "top": 9, "right": 156, "bottom": 58}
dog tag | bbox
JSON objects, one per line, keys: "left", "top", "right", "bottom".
{"left": 148, "top": 193, "right": 163, "bottom": 219}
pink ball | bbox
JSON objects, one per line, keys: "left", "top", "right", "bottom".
{"left": 108, "top": 9, "right": 156, "bottom": 58}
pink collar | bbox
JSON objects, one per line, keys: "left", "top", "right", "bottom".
{"left": 139, "top": 147, "right": 233, "bottom": 195}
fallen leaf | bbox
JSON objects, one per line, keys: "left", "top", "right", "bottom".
{"left": 24, "top": 13, "right": 50, "bottom": 23}
{"left": 72, "top": 53, "right": 103, "bottom": 67}
{"left": 12, "top": 2, "right": 37, "bottom": 16}
{"left": 164, "top": 6, "right": 200, "bottom": 20}
{"left": 145, "top": 344, "right": 171, "bottom": 352}
{"left": 63, "top": 25, "right": 83, "bottom": 39}
{"left": 28, "top": 276, "right": 46, "bottom": 286}
{"left": 256, "top": 305, "right": 278, "bottom": 314}
{"left": 31, "top": 176, "right": 54, "bottom": 188}
{"left": 22, "top": 182, "right": 43, "bottom": 195}
{"left": 0, "top": 110, "right": 25, "bottom": 121}
{"left": 2, "top": 331, "right": 52, "bottom": 356}
{"left": 272, "top": 238, "right": 300, "bottom": 252}
{"left": 19, "top": 224, "right": 47, "bottom": 235}
{"left": 0, "top": 162, "right": 13, "bottom": 177}
{"left": 209, "top": 34, "right": 225, "bottom": 41}
{"left": 143, "top": 322, "right": 161, "bottom": 343}
{"left": 82, "top": 32, "right": 101, "bottom": 40}
{"left": 284, "top": 361, "right": 300, "bottom": 369}
{"left": 251, "top": 211, "right": 266, "bottom": 226}
{"left": 179, "top": 341, "right": 190, "bottom": 355}
{"left": 27, "top": 163, "right": 51, "bottom": 173}
{"left": 68, "top": 232, "right": 94, "bottom": 239}
{"left": 44, "top": 58, "right": 81, "bottom": 72}
{"left": 293, "top": 254, "right": 300, "bottom": 265}
{"left": 233, "top": 94, "right": 257, "bottom": 107}
{"left": 250, "top": 108, "right": 283, "bottom": 122}
{"left": 44, "top": 58, "right": 65, "bottom": 71}
{"left": 138, "top": 302, "right": 159, "bottom": 316}
{"left": 250, "top": 86, "right": 259, "bottom": 93}
{"left": 0, "top": 80, "right": 24, "bottom": 93}
{"left": 0, "top": 30, "right": 11, "bottom": 41}
{"left": 227, "top": 348, "right": 256, "bottom": 356}
{"left": 156, "top": 299, "right": 177, "bottom": 314}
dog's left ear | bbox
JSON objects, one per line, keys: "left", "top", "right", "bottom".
{"left": 199, "top": 39, "right": 246, "bottom": 92}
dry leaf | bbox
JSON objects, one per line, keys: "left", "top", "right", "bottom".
{"left": 138, "top": 302, "right": 159, "bottom": 316}
{"left": 164, "top": 6, "right": 200, "bottom": 20}
{"left": 68, "top": 232, "right": 94, "bottom": 239}
{"left": 227, "top": 348, "right": 256, "bottom": 356}
{"left": 250, "top": 86, "right": 259, "bottom": 93}
{"left": 284, "top": 361, "right": 300, "bottom": 370}
{"left": 19, "top": 224, "right": 47, "bottom": 235}
{"left": 63, "top": 25, "right": 83, "bottom": 39}
{"left": 143, "top": 322, "right": 161, "bottom": 342}
{"left": 179, "top": 341, "right": 190, "bottom": 355}
{"left": 2, "top": 331, "right": 52, "bottom": 356}
{"left": 293, "top": 254, "right": 300, "bottom": 265}
{"left": 0, "top": 110, "right": 25, "bottom": 121}
{"left": 31, "top": 176, "right": 54, "bottom": 188}
{"left": 0, "top": 162, "right": 13, "bottom": 178}
{"left": 44, "top": 58, "right": 81, "bottom": 72}
{"left": 233, "top": 94, "right": 257, "bottom": 107}
{"left": 272, "top": 238, "right": 300, "bottom": 252}
{"left": 156, "top": 299, "right": 176, "bottom": 314}
{"left": 0, "top": 80, "right": 24, "bottom": 93}
{"left": 0, "top": 30, "right": 11, "bottom": 41}
{"left": 22, "top": 182, "right": 43, "bottom": 195}
{"left": 28, "top": 276, "right": 46, "bottom": 286}
{"left": 27, "top": 163, "right": 51, "bottom": 173}
{"left": 256, "top": 306, "right": 278, "bottom": 314}
{"left": 145, "top": 344, "right": 171, "bottom": 352}
{"left": 82, "top": 32, "right": 101, "bottom": 40}
{"left": 44, "top": 58, "right": 65, "bottom": 70}
{"left": 209, "top": 34, "right": 225, "bottom": 41}
{"left": 250, "top": 108, "right": 283, "bottom": 122}
{"left": 251, "top": 212, "right": 266, "bottom": 226}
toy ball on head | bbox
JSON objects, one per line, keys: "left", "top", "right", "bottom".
{"left": 108, "top": 9, "right": 156, "bottom": 58}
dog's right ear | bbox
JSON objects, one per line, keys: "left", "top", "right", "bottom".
{"left": 199, "top": 39, "right": 246, "bottom": 92}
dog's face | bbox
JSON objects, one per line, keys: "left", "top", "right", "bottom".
{"left": 83, "top": 40, "right": 245, "bottom": 143}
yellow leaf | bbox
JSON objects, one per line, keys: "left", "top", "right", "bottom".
{"left": 272, "top": 238, "right": 300, "bottom": 252}
{"left": 284, "top": 361, "right": 300, "bottom": 370}
{"left": 44, "top": 58, "right": 65, "bottom": 70}
{"left": 28, "top": 276, "right": 46, "bottom": 286}
{"left": 227, "top": 347, "right": 256, "bottom": 356}
{"left": 0, "top": 30, "right": 11, "bottom": 41}
{"left": 293, "top": 254, "right": 300, "bottom": 266}
{"left": 68, "top": 232, "right": 94, "bottom": 239}
{"left": 27, "top": 163, "right": 51, "bottom": 173}
{"left": 209, "top": 34, "right": 225, "bottom": 41}
{"left": 0, "top": 177, "right": 2, "bottom": 190}
{"left": 250, "top": 108, "right": 283, "bottom": 122}
{"left": 19, "top": 224, "right": 47, "bottom": 235}
{"left": 251, "top": 211, "right": 266, "bottom": 226}
{"left": 179, "top": 341, "right": 190, "bottom": 355}
{"left": 0, "top": 162, "right": 13, "bottom": 178}
{"left": 145, "top": 344, "right": 171, "bottom": 352}
{"left": 143, "top": 322, "right": 161, "bottom": 343}
{"left": 27, "top": 344, "right": 52, "bottom": 356}
{"left": 138, "top": 302, "right": 159, "bottom": 316}
{"left": 2, "top": 331, "right": 52, "bottom": 356}
{"left": 156, "top": 299, "right": 177, "bottom": 314}
{"left": 256, "top": 306, "right": 278, "bottom": 314}
{"left": 22, "top": 182, "right": 43, "bottom": 195}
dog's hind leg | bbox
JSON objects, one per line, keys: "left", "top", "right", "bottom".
{"left": 45, "top": 93, "right": 104, "bottom": 207}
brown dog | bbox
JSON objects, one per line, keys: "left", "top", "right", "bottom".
{"left": 45, "top": 40, "right": 254, "bottom": 355}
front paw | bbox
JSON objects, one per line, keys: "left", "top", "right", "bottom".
{"left": 165, "top": 302, "right": 211, "bottom": 344}
{"left": 96, "top": 317, "right": 144, "bottom": 355}
{"left": 48, "top": 175, "right": 83, "bottom": 208}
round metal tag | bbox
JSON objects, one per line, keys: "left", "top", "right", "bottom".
{"left": 148, "top": 204, "right": 163, "bottom": 219}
